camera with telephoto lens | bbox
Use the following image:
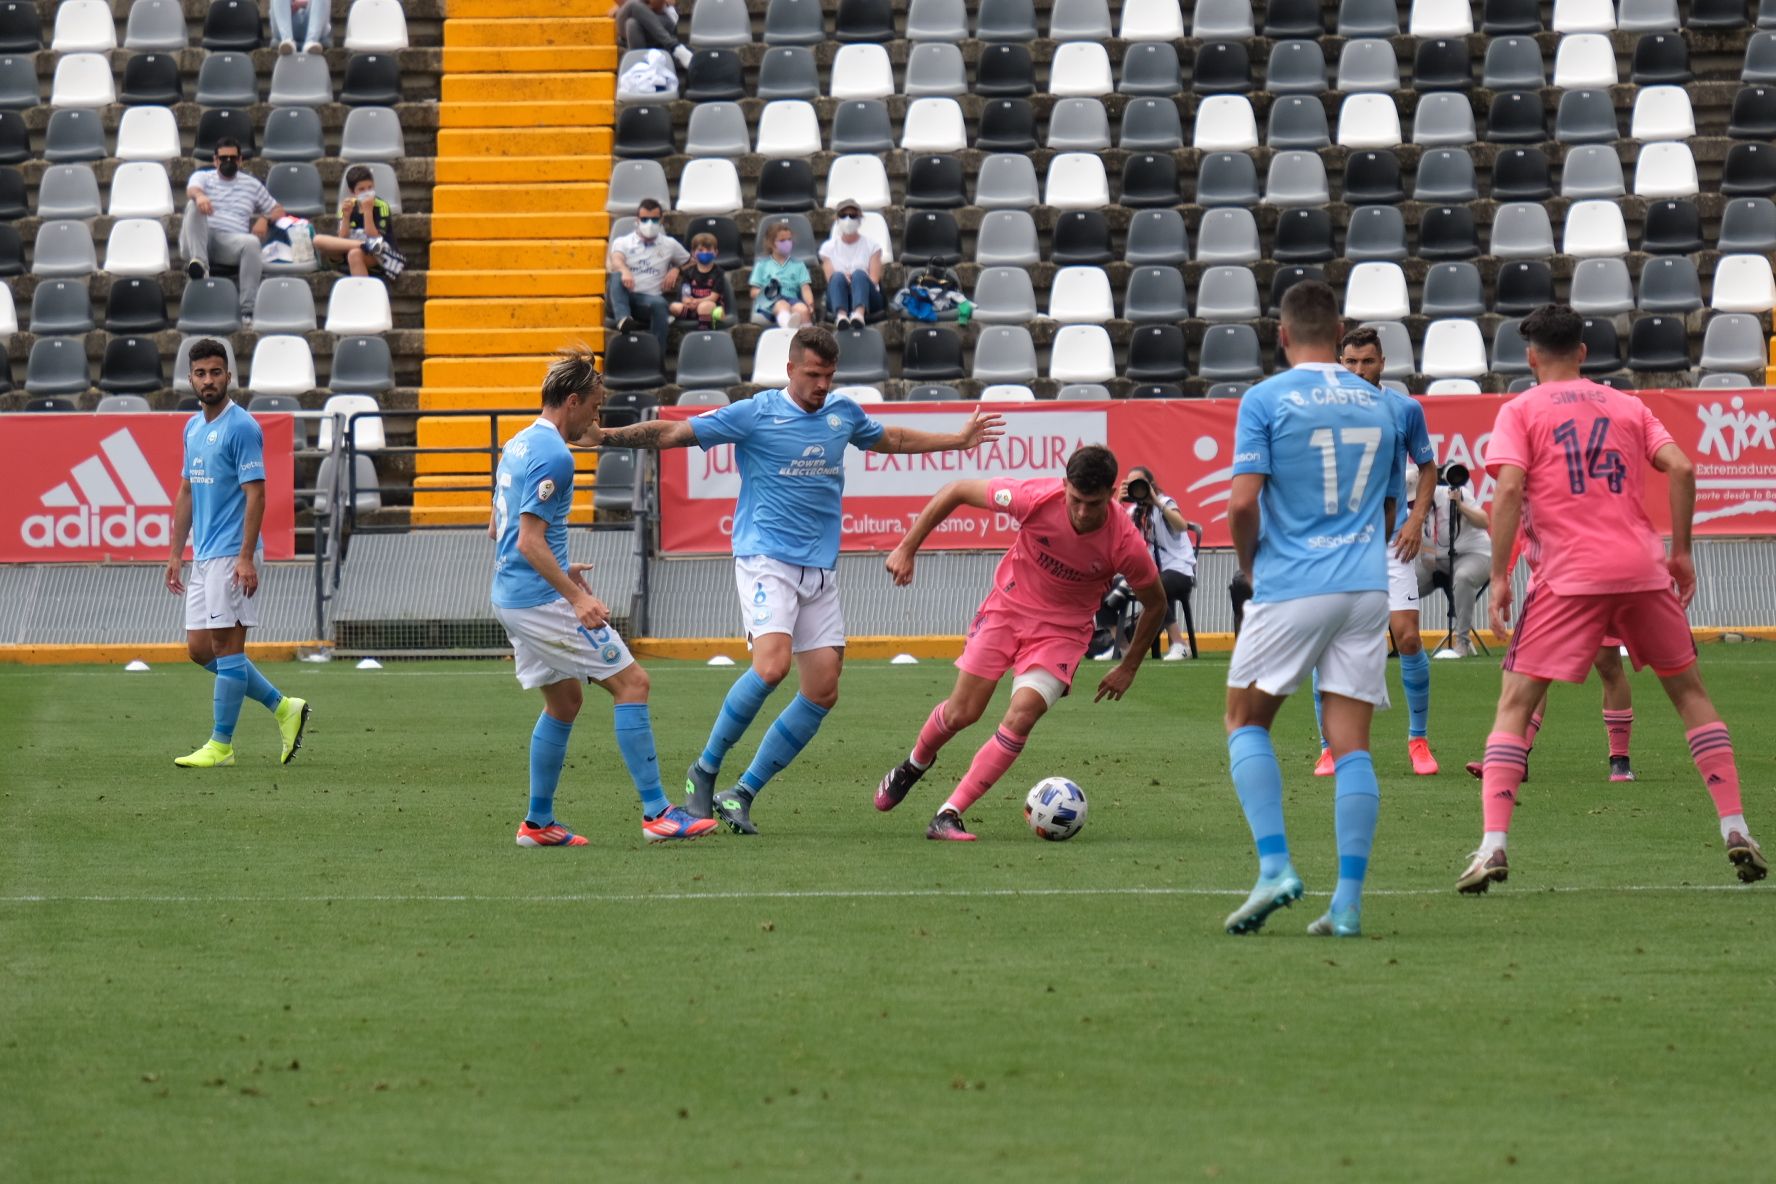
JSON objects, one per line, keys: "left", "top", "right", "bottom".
{"left": 1121, "top": 478, "right": 1152, "bottom": 504}
{"left": 1441, "top": 462, "right": 1470, "bottom": 488}
{"left": 1101, "top": 575, "right": 1135, "bottom": 613}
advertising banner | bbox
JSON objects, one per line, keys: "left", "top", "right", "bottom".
{"left": 0, "top": 413, "right": 296, "bottom": 562}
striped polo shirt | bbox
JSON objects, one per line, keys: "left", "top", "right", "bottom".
{"left": 188, "top": 169, "right": 277, "bottom": 236}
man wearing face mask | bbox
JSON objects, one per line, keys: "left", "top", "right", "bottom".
{"left": 818, "top": 200, "right": 884, "bottom": 330}
{"left": 180, "top": 138, "right": 283, "bottom": 327}
{"left": 608, "top": 197, "right": 689, "bottom": 355}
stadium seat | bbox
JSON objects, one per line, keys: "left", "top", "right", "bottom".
{"left": 0, "top": 164, "right": 19, "bottom": 218}
{"left": 32, "top": 219, "right": 96, "bottom": 276}
{"left": 972, "top": 44, "right": 1035, "bottom": 98}
{"left": 203, "top": 0, "right": 261, "bottom": 49}
{"left": 1723, "top": 143, "right": 1776, "bottom": 196}
{"left": 36, "top": 163, "right": 100, "bottom": 218}
{"left": 340, "top": 53, "right": 400, "bottom": 106}
{"left": 1265, "top": 0, "right": 1323, "bottom": 35}
{"left": 1413, "top": 93, "right": 1476, "bottom": 145}
{"left": 970, "top": 267, "right": 1038, "bottom": 325}
{"left": 745, "top": 48, "right": 812, "bottom": 101}
{"left": 50, "top": 53, "right": 113, "bottom": 108}
{"left": 195, "top": 52, "right": 257, "bottom": 107}
{"left": 688, "top": 0, "right": 750, "bottom": 47}
{"left": 1731, "top": 86, "right": 1776, "bottom": 140}
{"left": 830, "top": 102, "right": 895, "bottom": 156}
{"left": 1121, "top": 153, "right": 1180, "bottom": 207}
{"left": 262, "top": 106, "right": 326, "bottom": 162}
{"left": 614, "top": 104, "right": 674, "bottom": 158}
{"left": 1343, "top": 262, "right": 1410, "bottom": 320}
{"left": 30, "top": 278, "right": 94, "bottom": 335}
{"left": 1124, "top": 265, "right": 1190, "bottom": 322}
{"left": 905, "top": 155, "right": 965, "bottom": 209}
{"left": 976, "top": 0, "right": 1037, "bottom": 39}
{"left": 905, "top": 44, "right": 967, "bottom": 98}
{"left": 1489, "top": 147, "right": 1552, "bottom": 201}
{"left": 1343, "top": 151, "right": 1405, "bottom": 204}
{"left": 98, "top": 336, "right": 163, "bottom": 394}
{"left": 1055, "top": 383, "right": 1111, "bottom": 401}
{"left": 1337, "top": 39, "right": 1400, "bottom": 92}
{"left": 1712, "top": 255, "right": 1776, "bottom": 312}
{"left": 605, "top": 159, "right": 668, "bottom": 216}
{"left": 178, "top": 278, "right": 241, "bottom": 334}
{"left": 1579, "top": 318, "right": 1623, "bottom": 373}
{"left": 974, "top": 384, "right": 1031, "bottom": 403}
{"left": 315, "top": 394, "right": 386, "bottom": 453}
{"left": 107, "top": 162, "right": 174, "bottom": 218}
{"left": 1120, "top": 42, "right": 1182, "bottom": 95}
{"left": 1196, "top": 266, "right": 1262, "bottom": 321}
{"left": 1410, "top": 0, "right": 1474, "bottom": 36}
{"left": 1552, "top": 0, "right": 1616, "bottom": 32}
{"left": 1421, "top": 321, "right": 1488, "bottom": 378}
{"left": 1268, "top": 265, "right": 1326, "bottom": 314}
{"left": 1482, "top": 0, "right": 1541, "bottom": 30}
{"left": 192, "top": 108, "right": 255, "bottom": 160}
{"left": 1555, "top": 89, "right": 1619, "bottom": 143}
{"left": 1487, "top": 91, "right": 1547, "bottom": 142}
{"left": 1338, "top": 0, "right": 1400, "bottom": 35}
{"left": 1196, "top": 208, "right": 1262, "bottom": 264}
{"left": 1188, "top": 0, "right": 1246, "bottom": 37}
{"left": 1049, "top": 98, "right": 1110, "bottom": 151}
{"left": 970, "top": 326, "right": 1036, "bottom": 383}
{"left": 1120, "top": 98, "right": 1184, "bottom": 150}
{"left": 1050, "top": 42, "right": 1114, "bottom": 98}
{"left": 25, "top": 339, "right": 90, "bottom": 396}
{"left": 684, "top": 103, "right": 750, "bottom": 158}
{"left": 763, "top": 0, "right": 823, "bottom": 43}
{"left": 1049, "top": 0, "right": 1112, "bottom": 38}
{"left": 900, "top": 210, "right": 962, "bottom": 266}
{"left": 1125, "top": 209, "right": 1190, "bottom": 265}
{"left": 1634, "top": 142, "right": 1699, "bottom": 199}
{"left": 757, "top": 159, "right": 822, "bottom": 214}
{"left": 1196, "top": 152, "right": 1261, "bottom": 206}
{"left": 1264, "top": 151, "right": 1331, "bottom": 207}
{"left": 266, "top": 51, "right": 331, "bottom": 100}
{"left": 1194, "top": 96, "right": 1258, "bottom": 151}
{"left": 111, "top": 105, "right": 179, "bottom": 165}
{"left": 1337, "top": 94, "right": 1403, "bottom": 147}
{"left": 1490, "top": 202, "right": 1557, "bottom": 258}
{"left": 1421, "top": 262, "right": 1487, "bottom": 317}
{"left": 1642, "top": 199, "right": 1705, "bottom": 253}
{"left": 253, "top": 278, "right": 318, "bottom": 333}
{"left": 1563, "top": 201, "right": 1630, "bottom": 257}
{"left": 96, "top": 393, "right": 152, "bottom": 413}
{"left": 1554, "top": 34, "right": 1617, "bottom": 88}
{"left": 1700, "top": 314, "right": 1769, "bottom": 372}
{"left": 1048, "top": 325, "right": 1116, "bottom": 383}
{"left": 1632, "top": 32, "right": 1690, "bottom": 86}
{"left": 1693, "top": 0, "right": 1750, "bottom": 26}
{"left": 1495, "top": 261, "right": 1555, "bottom": 315}
{"left": 1273, "top": 208, "right": 1335, "bottom": 262}
{"left": 975, "top": 98, "right": 1036, "bottom": 152}
{"left": 0, "top": 1, "right": 39, "bottom": 52}
{"left": 1561, "top": 146, "right": 1626, "bottom": 198}
{"left": 344, "top": 0, "right": 408, "bottom": 51}
{"left": 830, "top": 44, "right": 892, "bottom": 100}
{"left": 1637, "top": 256, "right": 1704, "bottom": 312}
{"left": 1569, "top": 258, "right": 1635, "bottom": 314}
{"left": 1631, "top": 87, "right": 1693, "bottom": 142}
{"left": 52, "top": 1, "right": 114, "bottom": 52}
{"left": 1046, "top": 267, "right": 1115, "bottom": 324}
{"left": 1414, "top": 38, "right": 1472, "bottom": 89}
{"left": 1044, "top": 154, "right": 1110, "bottom": 211}
{"left": 1423, "top": 379, "right": 1479, "bottom": 394}
{"left": 1050, "top": 211, "right": 1112, "bottom": 265}
{"left": 341, "top": 107, "right": 403, "bottom": 162}
{"left": 325, "top": 278, "right": 394, "bottom": 335}
{"left": 1269, "top": 95, "right": 1331, "bottom": 149}
{"left": 1718, "top": 199, "right": 1776, "bottom": 256}
{"left": 902, "top": 98, "right": 967, "bottom": 153}
{"left": 1192, "top": 41, "right": 1252, "bottom": 93}
{"left": 1125, "top": 325, "right": 1189, "bottom": 383}
{"left": 739, "top": 328, "right": 789, "bottom": 385}
{"left": 1698, "top": 372, "right": 1753, "bottom": 389}
{"left": 1627, "top": 316, "right": 1691, "bottom": 370}
{"left": 901, "top": 326, "right": 964, "bottom": 381}
{"left": 675, "top": 159, "right": 743, "bottom": 216}
{"left": 905, "top": 0, "right": 968, "bottom": 40}
{"left": 974, "top": 210, "right": 1039, "bottom": 266}
{"left": 683, "top": 50, "right": 742, "bottom": 101}
{"left": 835, "top": 0, "right": 894, "bottom": 41}
{"left": 312, "top": 454, "right": 382, "bottom": 516}
{"left": 1344, "top": 205, "right": 1409, "bottom": 261}
{"left": 1267, "top": 40, "right": 1327, "bottom": 94}
{"left": 602, "top": 330, "right": 667, "bottom": 390}
{"left": 0, "top": 54, "right": 35, "bottom": 108}
{"left": 1197, "top": 325, "right": 1264, "bottom": 380}
{"left": 833, "top": 330, "right": 889, "bottom": 385}
{"left": 677, "top": 389, "right": 732, "bottom": 407}
{"left": 756, "top": 100, "right": 821, "bottom": 158}
{"left": 1482, "top": 36, "right": 1545, "bottom": 90}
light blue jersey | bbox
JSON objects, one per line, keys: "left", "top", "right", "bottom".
{"left": 690, "top": 388, "right": 886, "bottom": 568}
{"left": 1386, "top": 389, "right": 1436, "bottom": 499}
{"left": 1233, "top": 363, "right": 1403, "bottom": 605}
{"left": 491, "top": 418, "right": 576, "bottom": 610}
{"left": 182, "top": 401, "right": 266, "bottom": 561}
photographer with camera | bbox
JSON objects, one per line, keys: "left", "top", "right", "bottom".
{"left": 1100, "top": 466, "right": 1198, "bottom": 661}
{"left": 1418, "top": 461, "right": 1491, "bottom": 657}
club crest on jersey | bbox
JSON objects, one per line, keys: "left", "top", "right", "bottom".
{"left": 993, "top": 488, "right": 1013, "bottom": 507}
{"left": 206, "top": 429, "right": 219, "bottom": 444}
{"left": 826, "top": 413, "right": 841, "bottom": 429}
{"left": 537, "top": 478, "right": 556, "bottom": 502}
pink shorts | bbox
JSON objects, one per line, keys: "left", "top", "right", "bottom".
{"left": 956, "top": 604, "right": 1092, "bottom": 690}
{"left": 1504, "top": 587, "right": 1696, "bottom": 683}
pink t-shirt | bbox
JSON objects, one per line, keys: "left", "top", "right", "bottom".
{"left": 979, "top": 477, "right": 1159, "bottom": 622}
{"left": 1485, "top": 380, "right": 1676, "bottom": 596}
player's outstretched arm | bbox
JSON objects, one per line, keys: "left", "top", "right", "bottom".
{"left": 578, "top": 418, "right": 700, "bottom": 452}
{"left": 1653, "top": 442, "right": 1698, "bottom": 606}
{"left": 165, "top": 479, "right": 194, "bottom": 595}
{"left": 885, "top": 479, "right": 993, "bottom": 585}
{"left": 1488, "top": 465, "right": 1526, "bottom": 635}
{"left": 516, "top": 513, "right": 609, "bottom": 629}
{"left": 1096, "top": 577, "right": 1168, "bottom": 702}
{"left": 871, "top": 406, "right": 1005, "bottom": 455}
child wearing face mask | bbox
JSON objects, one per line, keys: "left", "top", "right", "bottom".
{"left": 671, "top": 232, "right": 732, "bottom": 330}
{"left": 748, "top": 220, "right": 813, "bottom": 330}
{"left": 313, "top": 165, "right": 405, "bottom": 278}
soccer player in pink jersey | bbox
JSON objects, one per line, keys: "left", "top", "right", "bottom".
{"left": 1459, "top": 304, "right": 1767, "bottom": 892}
{"left": 873, "top": 445, "right": 1166, "bottom": 841}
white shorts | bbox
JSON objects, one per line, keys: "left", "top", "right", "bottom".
{"left": 735, "top": 555, "right": 846, "bottom": 652}
{"left": 1387, "top": 553, "right": 1421, "bottom": 614}
{"left": 1227, "top": 590, "right": 1391, "bottom": 707}
{"left": 494, "top": 599, "right": 636, "bottom": 690}
{"left": 183, "top": 556, "right": 261, "bottom": 631}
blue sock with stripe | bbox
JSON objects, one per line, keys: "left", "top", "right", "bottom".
{"left": 1399, "top": 649, "right": 1431, "bottom": 738}
{"left": 1311, "top": 668, "right": 1327, "bottom": 750}
{"left": 210, "top": 653, "right": 248, "bottom": 743}
{"left": 613, "top": 703, "right": 671, "bottom": 818}
{"left": 204, "top": 658, "right": 280, "bottom": 711}
{"left": 699, "top": 668, "right": 776, "bottom": 775}
{"left": 1332, "top": 751, "right": 1381, "bottom": 914}
{"left": 1228, "top": 725, "right": 1291, "bottom": 878}
{"left": 738, "top": 694, "right": 829, "bottom": 795}
{"left": 527, "top": 711, "right": 573, "bottom": 826}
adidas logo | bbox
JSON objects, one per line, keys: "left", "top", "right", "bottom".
{"left": 21, "top": 428, "right": 173, "bottom": 549}
{"left": 1708, "top": 773, "right": 1725, "bottom": 785}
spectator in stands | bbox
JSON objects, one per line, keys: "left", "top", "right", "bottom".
{"left": 670, "top": 232, "right": 733, "bottom": 330}
{"left": 313, "top": 165, "right": 405, "bottom": 279}
{"left": 751, "top": 220, "right": 814, "bottom": 331}
{"left": 819, "top": 200, "right": 884, "bottom": 329}
{"left": 180, "top": 138, "right": 283, "bottom": 327}
{"left": 271, "top": 0, "right": 330, "bottom": 54}
{"left": 1418, "top": 465, "right": 1492, "bottom": 657}
{"left": 608, "top": 198, "right": 689, "bottom": 354}
{"left": 611, "top": 0, "right": 693, "bottom": 68}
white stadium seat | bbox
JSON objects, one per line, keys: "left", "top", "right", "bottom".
{"left": 107, "top": 162, "right": 175, "bottom": 218}
{"left": 1343, "top": 262, "right": 1411, "bottom": 321}
{"left": 1048, "top": 42, "right": 1115, "bottom": 97}
{"left": 103, "top": 218, "right": 169, "bottom": 276}
{"left": 248, "top": 336, "right": 318, "bottom": 396}
{"left": 1192, "top": 95, "right": 1259, "bottom": 151}
{"left": 825, "top": 155, "right": 891, "bottom": 211}
{"left": 1043, "top": 153, "right": 1110, "bottom": 210}
{"left": 829, "top": 44, "right": 894, "bottom": 100}
{"left": 674, "top": 158, "right": 743, "bottom": 216}
{"left": 1711, "top": 255, "right": 1776, "bottom": 313}
{"left": 52, "top": 1, "right": 117, "bottom": 52}
{"left": 324, "top": 277, "right": 395, "bottom": 334}
{"left": 344, "top": 0, "right": 410, "bottom": 52}
{"left": 1420, "top": 320, "right": 1488, "bottom": 379}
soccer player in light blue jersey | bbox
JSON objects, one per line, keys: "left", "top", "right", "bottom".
{"left": 1309, "top": 327, "right": 1442, "bottom": 778}
{"left": 165, "top": 338, "right": 309, "bottom": 768}
{"left": 593, "top": 326, "right": 1004, "bottom": 835}
{"left": 1221, "top": 282, "right": 1404, "bottom": 938}
{"left": 490, "top": 347, "right": 718, "bottom": 846}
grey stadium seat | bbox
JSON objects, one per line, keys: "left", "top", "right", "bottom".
{"left": 834, "top": 328, "right": 889, "bottom": 384}
{"left": 177, "top": 277, "right": 243, "bottom": 333}
{"left": 194, "top": 52, "right": 257, "bottom": 107}
{"left": 1569, "top": 257, "right": 1635, "bottom": 314}
{"left": 974, "top": 154, "right": 1040, "bottom": 209}
{"left": 1482, "top": 37, "right": 1545, "bottom": 89}
{"left": 974, "top": 210, "right": 1040, "bottom": 266}
{"left": 25, "top": 338, "right": 90, "bottom": 395}
{"left": 905, "top": 43, "right": 967, "bottom": 97}
{"left": 1048, "top": 0, "right": 1112, "bottom": 40}
{"left": 32, "top": 219, "right": 96, "bottom": 275}
{"left": 1195, "top": 152, "right": 1260, "bottom": 206}
{"left": 975, "top": 0, "right": 1038, "bottom": 41}
{"left": 1420, "top": 262, "right": 1486, "bottom": 317}
{"left": 763, "top": 0, "right": 825, "bottom": 45}
{"left": 1267, "top": 39, "right": 1328, "bottom": 93}
{"left": 1265, "top": 150, "right": 1331, "bottom": 206}
{"left": 1490, "top": 202, "right": 1557, "bottom": 258}
{"left": 1124, "top": 265, "right": 1190, "bottom": 322}
{"left": 1716, "top": 198, "right": 1776, "bottom": 253}
{"left": 673, "top": 331, "right": 742, "bottom": 388}
{"left": 1119, "top": 97, "right": 1184, "bottom": 150}
{"left": 1196, "top": 266, "right": 1262, "bottom": 320}
{"left": 1195, "top": 208, "right": 1261, "bottom": 263}
{"left": 971, "top": 326, "right": 1038, "bottom": 383}
{"left": 340, "top": 107, "right": 404, "bottom": 161}
{"left": 1560, "top": 145, "right": 1626, "bottom": 198}
{"left": 1124, "top": 209, "right": 1190, "bottom": 264}
{"left": 906, "top": 0, "right": 969, "bottom": 41}
{"left": 755, "top": 47, "right": 819, "bottom": 100}
{"left": 252, "top": 277, "right": 318, "bottom": 333}
{"left": 1700, "top": 313, "right": 1769, "bottom": 372}
{"left": 829, "top": 101, "right": 892, "bottom": 154}
{"left": 268, "top": 53, "right": 333, "bottom": 106}
{"left": 1267, "top": 95, "right": 1330, "bottom": 148}
{"left": 1344, "top": 205, "right": 1409, "bottom": 261}
{"left": 261, "top": 106, "right": 325, "bottom": 161}
{"left": 1361, "top": 321, "right": 1415, "bottom": 378}
{"left": 36, "top": 164, "right": 100, "bottom": 219}
{"left": 0, "top": 53, "right": 36, "bottom": 108}
{"left": 1637, "top": 256, "right": 1704, "bottom": 312}
{"left": 970, "top": 267, "right": 1039, "bottom": 324}
{"left": 685, "top": 101, "right": 751, "bottom": 157}
{"left": 266, "top": 162, "right": 326, "bottom": 217}
{"left": 1047, "top": 98, "right": 1111, "bottom": 151}
{"left": 1414, "top": 148, "right": 1478, "bottom": 201}
{"left": 1119, "top": 42, "right": 1182, "bottom": 95}
{"left": 330, "top": 336, "right": 396, "bottom": 394}
{"left": 44, "top": 109, "right": 105, "bottom": 162}
{"left": 1197, "top": 325, "right": 1265, "bottom": 380}
{"left": 30, "top": 278, "right": 95, "bottom": 334}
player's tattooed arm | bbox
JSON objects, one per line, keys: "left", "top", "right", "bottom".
{"left": 582, "top": 419, "right": 700, "bottom": 451}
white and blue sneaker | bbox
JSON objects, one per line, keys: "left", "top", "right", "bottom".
{"left": 1307, "top": 907, "right": 1362, "bottom": 937}
{"left": 1224, "top": 868, "right": 1305, "bottom": 935}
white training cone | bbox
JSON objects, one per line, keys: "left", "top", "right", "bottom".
{"left": 707, "top": 654, "right": 736, "bottom": 666}
{"left": 124, "top": 659, "right": 150, "bottom": 672}
{"left": 356, "top": 658, "right": 383, "bottom": 670}
{"left": 890, "top": 653, "right": 919, "bottom": 665}
{"left": 1433, "top": 650, "right": 1463, "bottom": 660}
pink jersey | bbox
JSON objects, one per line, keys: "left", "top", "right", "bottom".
{"left": 1484, "top": 380, "right": 1676, "bottom": 596}
{"left": 980, "top": 477, "right": 1158, "bottom": 622}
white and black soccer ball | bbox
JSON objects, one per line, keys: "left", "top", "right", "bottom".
{"left": 1024, "top": 777, "right": 1088, "bottom": 841}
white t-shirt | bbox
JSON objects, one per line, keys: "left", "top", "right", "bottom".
{"left": 608, "top": 231, "right": 690, "bottom": 296}
{"left": 818, "top": 232, "right": 881, "bottom": 276}
{"left": 1423, "top": 483, "right": 1490, "bottom": 558}
{"left": 1134, "top": 494, "right": 1196, "bottom": 577}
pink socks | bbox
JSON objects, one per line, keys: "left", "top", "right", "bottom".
{"left": 1482, "top": 731, "right": 1530, "bottom": 834}
{"left": 1687, "top": 722, "right": 1743, "bottom": 819}
{"left": 943, "top": 727, "right": 1026, "bottom": 816}
{"left": 912, "top": 700, "right": 958, "bottom": 768}
{"left": 1604, "top": 709, "right": 1633, "bottom": 759}
{"left": 1525, "top": 709, "right": 1544, "bottom": 752}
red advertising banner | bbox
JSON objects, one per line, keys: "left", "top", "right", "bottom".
{"left": 0, "top": 412, "right": 296, "bottom": 562}
{"left": 655, "top": 391, "right": 1776, "bottom": 554}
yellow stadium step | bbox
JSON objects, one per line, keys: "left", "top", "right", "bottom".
{"left": 443, "top": 46, "right": 617, "bottom": 74}
{"left": 424, "top": 269, "right": 608, "bottom": 298}
{"left": 420, "top": 387, "right": 552, "bottom": 411}
{"left": 423, "top": 355, "right": 561, "bottom": 388}
{"left": 438, "top": 127, "right": 613, "bottom": 158}
{"left": 433, "top": 184, "right": 608, "bottom": 215}
{"left": 426, "top": 327, "right": 603, "bottom": 356}
{"left": 426, "top": 298, "right": 605, "bottom": 330}
{"left": 443, "top": 17, "right": 614, "bottom": 48}
{"left": 432, "top": 240, "right": 609, "bottom": 270}
{"left": 442, "top": 73, "right": 615, "bottom": 104}
{"left": 434, "top": 155, "right": 611, "bottom": 184}
{"left": 444, "top": 0, "right": 601, "bottom": 20}
{"left": 439, "top": 100, "right": 614, "bottom": 128}
{"left": 416, "top": 415, "right": 600, "bottom": 468}
{"left": 430, "top": 212, "right": 612, "bottom": 241}
{"left": 414, "top": 476, "right": 594, "bottom": 522}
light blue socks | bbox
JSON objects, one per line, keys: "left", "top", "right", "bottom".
{"left": 1331, "top": 751, "right": 1381, "bottom": 914}
{"left": 1229, "top": 725, "right": 1291, "bottom": 878}
{"left": 527, "top": 711, "right": 574, "bottom": 826}
{"left": 1399, "top": 649, "right": 1431, "bottom": 739}
{"left": 699, "top": 668, "right": 776, "bottom": 775}
{"left": 738, "top": 694, "right": 830, "bottom": 795}
{"left": 613, "top": 703, "right": 671, "bottom": 818}
{"left": 210, "top": 653, "right": 248, "bottom": 743}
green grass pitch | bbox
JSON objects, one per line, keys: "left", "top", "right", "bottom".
{"left": 3, "top": 649, "right": 1773, "bottom": 1182}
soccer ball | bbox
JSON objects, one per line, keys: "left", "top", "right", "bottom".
{"left": 1024, "top": 777, "right": 1088, "bottom": 841}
